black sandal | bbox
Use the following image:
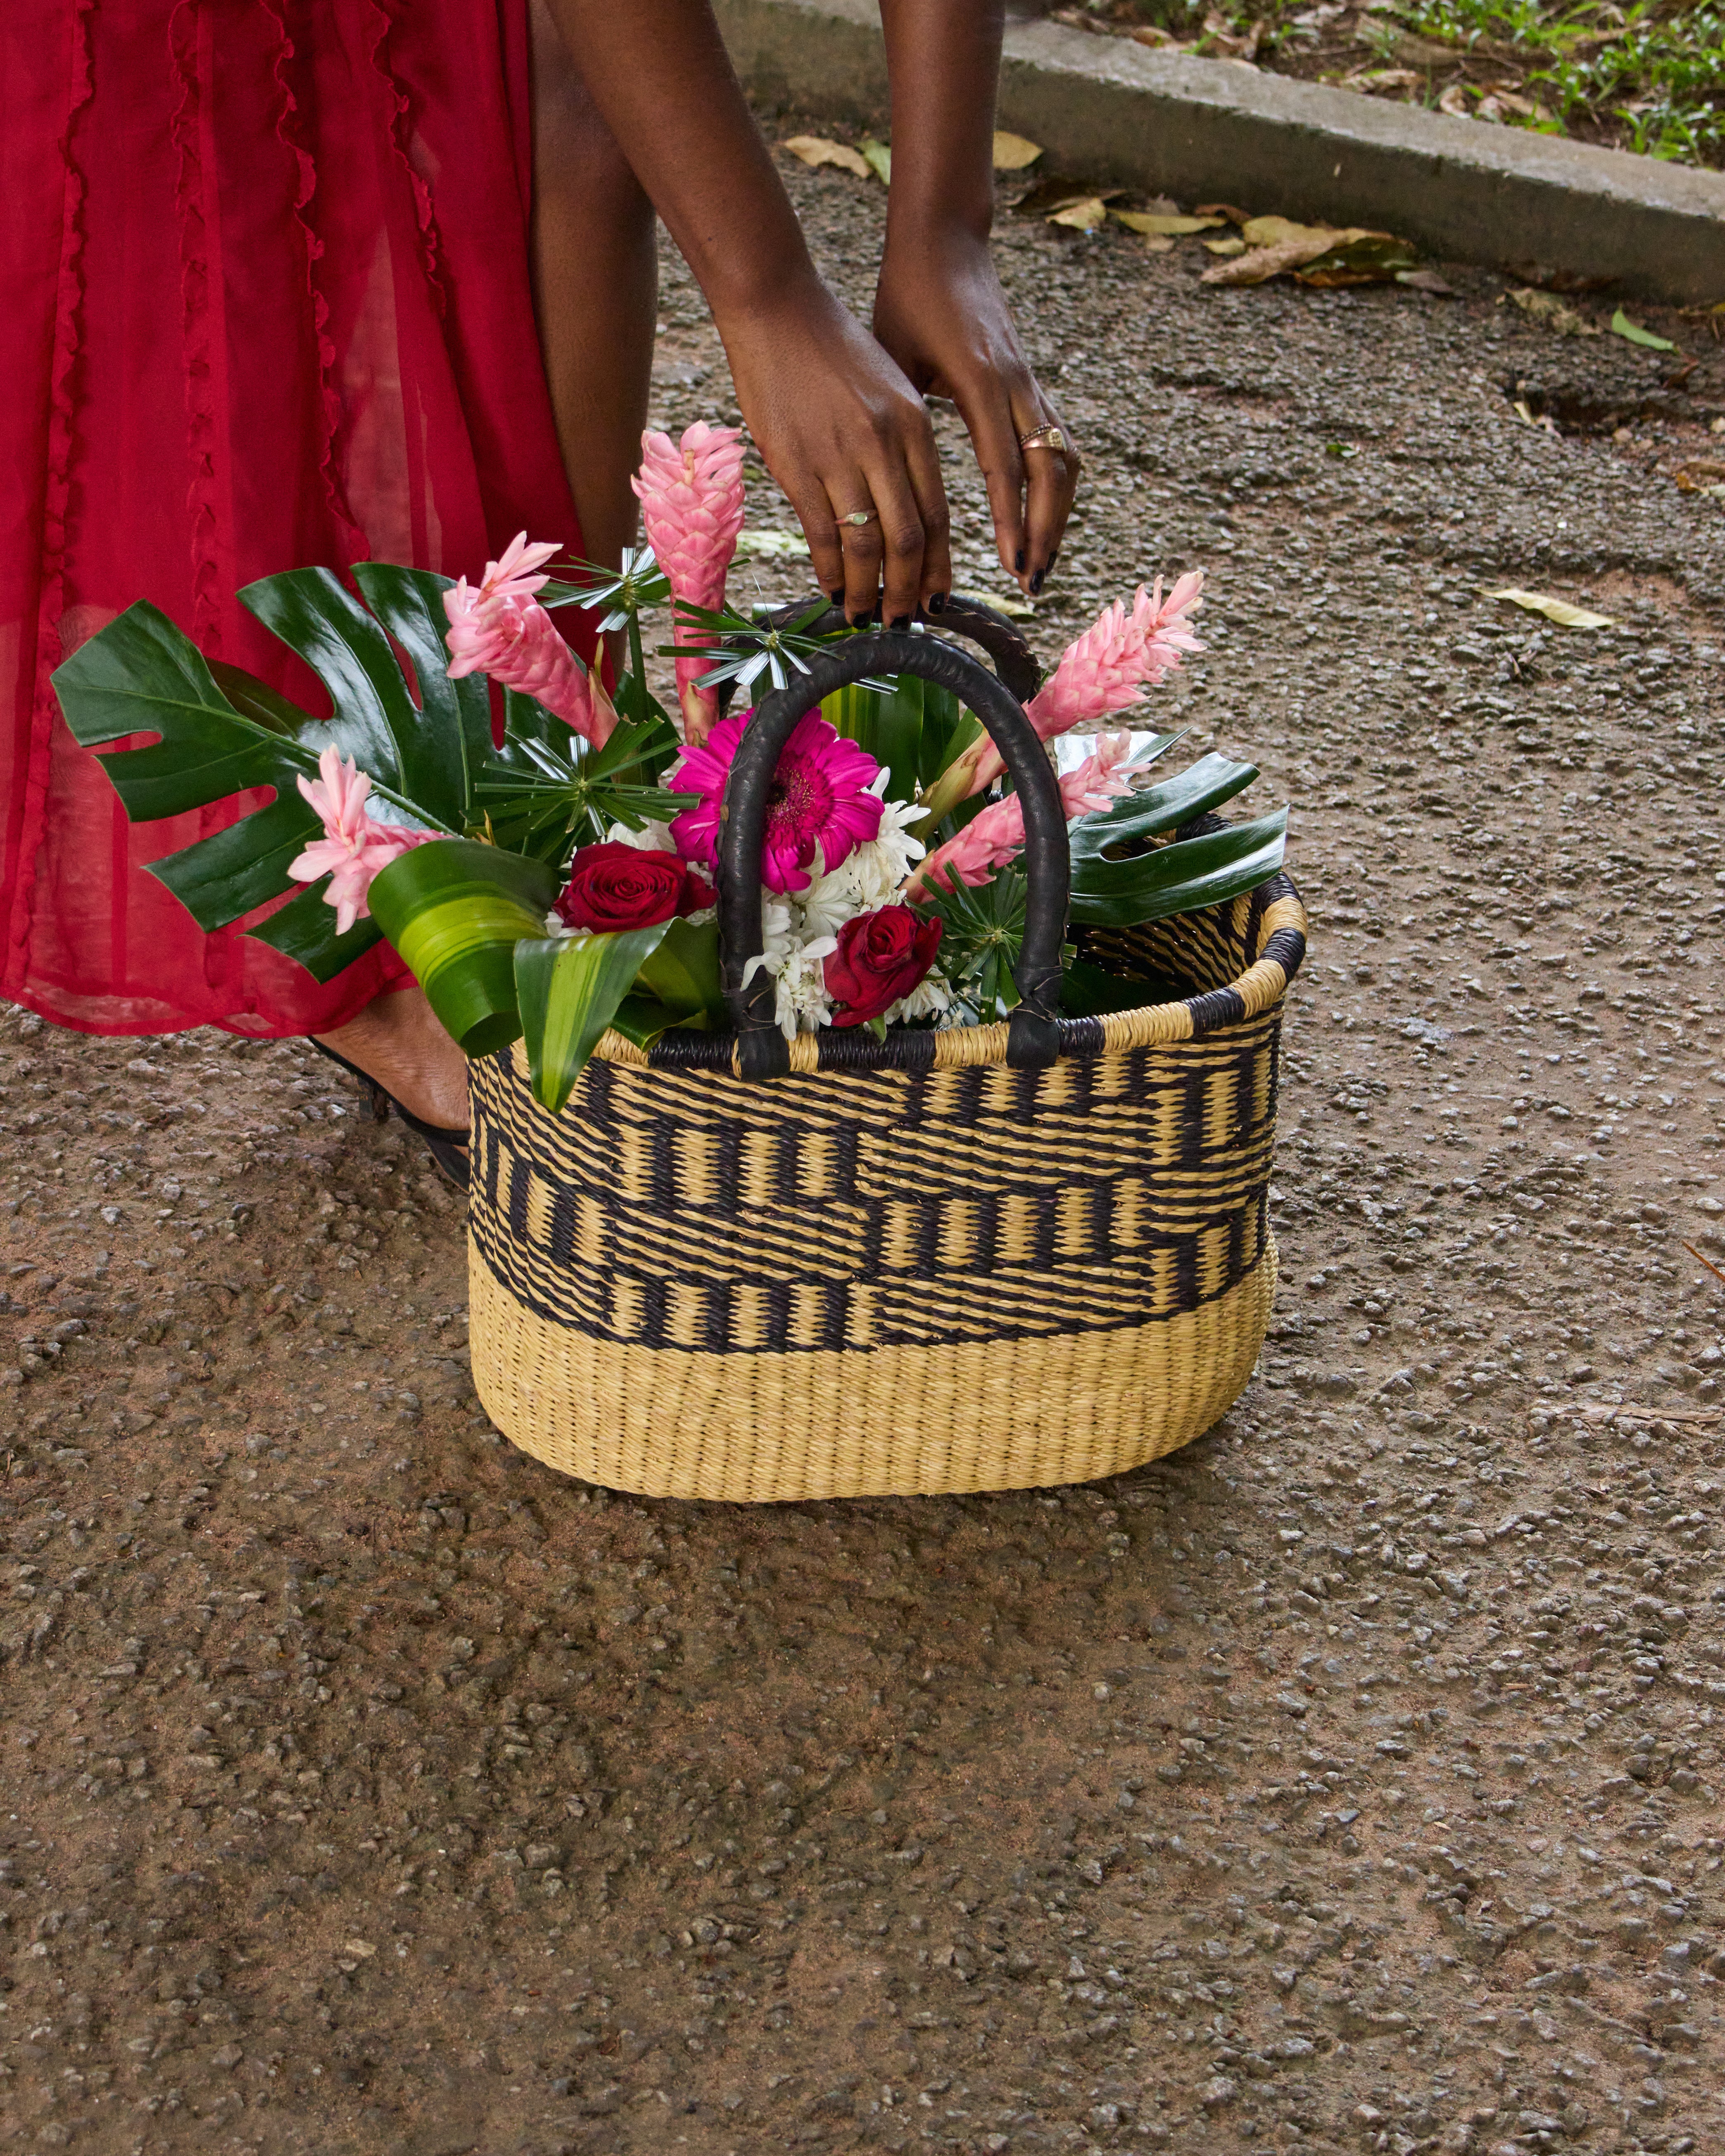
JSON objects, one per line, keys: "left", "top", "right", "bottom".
{"left": 308, "top": 1040, "right": 470, "bottom": 1193}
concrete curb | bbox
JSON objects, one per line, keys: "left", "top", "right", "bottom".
{"left": 715, "top": 0, "right": 1725, "bottom": 306}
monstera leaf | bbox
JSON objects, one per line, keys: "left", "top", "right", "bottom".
{"left": 51, "top": 565, "right": 493, "bottom": 982}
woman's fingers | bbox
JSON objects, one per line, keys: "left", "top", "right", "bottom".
{"left": 1019, "top": 411, "right": 1081, "bottom": 596}
{"left": 960, "top": 386, "right": 1031, "bottom": 590}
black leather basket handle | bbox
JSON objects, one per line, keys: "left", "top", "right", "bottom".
{"left": 716, "top": 630, "right": 1069, "bottom": 1080}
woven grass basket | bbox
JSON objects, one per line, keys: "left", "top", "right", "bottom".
{"left": 466, "top": 620, "right": 1307, "bottom": 1502}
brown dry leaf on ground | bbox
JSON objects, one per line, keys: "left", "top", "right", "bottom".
{"left": 1200, "top": 217, "right": 1417, "bottom": 288}
{"left": 1505, "top": 287, "right": 1601, "bottom": 338}
{"left": 992, "top": 131, "right": 1043, "bottom": 171}
{"left": 1015, "top": 177, "right": 1125, "bottom": 218}
{"left": 1338, "top": 66, "right": 1421, "bottom": 92}
{"left": 1203, "top": 235, "right": 1248, "bottom": 256}
{"left": 1485, "top": 587, "right": 1615, "bottom": 629}
{"left": 1195, "top": 200, "right": 1250, "bottom": 223}
{"left": 782, "top": 135, "right": 872, "bottom": 180}
{"left": 1112, "top": 210, "right": 1226, "bottom": 236}
{"left": 1048, "top": 197, "right": 1111, "bottom": 232}
{"left": 1438, "top": 81, "right": 1474, "bottom": 116}
{"left": 1673, "top": 460, "right": 1725, "bottom": 492}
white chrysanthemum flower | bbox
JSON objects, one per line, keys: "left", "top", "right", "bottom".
{"left": 741, "top": 900, "right": 836, "bottom": 1040}
{"left": 884, "top": 968, "right": 953, "bottom": 1028}
{"left": 605, "top": 818, "right": 676, "bottom": 852}
{"left": 542, "top": 908, "right": 577, "bottom": 941}
{"left": 771, "top": 935, "right": 839, "bottom": 1040}
{"left": 794, "top": 858, "right": 863, "bottom": 943}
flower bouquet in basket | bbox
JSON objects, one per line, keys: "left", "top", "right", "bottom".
{"left": 53, "top": 424, "right": 1307, "bottom": 1503}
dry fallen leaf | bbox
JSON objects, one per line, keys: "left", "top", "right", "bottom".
{"left": 1138, "top": 235, "right": 1177, "bottom": 254}
{"left": 955, "top": 587, "right": 1036, "bottom": 621}
{"left": 1203, "top": 236, "right": 1248, "bottom": 257}
{"left": 1505, "top": 287, "right": 1601, "bottom": 338}
{"left": 1129, "top": 22, "right": 1191, "bottom": 47}
{"left": 1112, "top": 210, "right": 1226, "bottom": 236}
{"left": 1396, "top": 269, "right": 1456, "bottom": 295}
{"left": 1195, "top": 202, "right": 1250, "bottom": 223}
{"left": 860, "top": 138, "right": 892, "bottom": 186}
{"left": 1015, "top": 178, "right": 1125, "bottom": 218}
{"left": 1438, "top": 81, "right": 1473, "bottom": 116}
{"left": 1512, "top": 400, "right": 1560, "bottom": 436}
{"left": 1674, "top": 460, "right": 1725, "bottom": 492}
{"left": 1485, "top": 588, "right": 1614, "bottom": 629}
{"left": 733, "top": 530, "right": 810, "bottom": 562}
{"left": 1339, "top": 66, "right": 1420, "bottom": 90}
{"left": 1048, "top": 197, "right": 1110, "bottom": 233}
{"left": 782, "top": 135, "right": 872, "bottom": 180}
{"left": 992, "top": 131, "right": 1043, "bottom": 171}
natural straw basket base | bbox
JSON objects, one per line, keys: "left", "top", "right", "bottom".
{"left": 466, "top": 881, "right": 1307, "bottom": 1503}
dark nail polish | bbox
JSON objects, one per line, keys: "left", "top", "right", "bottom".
{"left": 848, "top": 611, "right": 872, "bottom": 630}
{"left": 1014, "top": 548, "right": 1026, "bottom": 573}
{"left": 1029, "top": 570, "right": 1045, "bottom": 596}
{"left": 889, "top": 613, "right": 910, "bottom": 632}
{"left": 928, "top": 591, "right": 947, "bottom": 615}
{"left": 1047, "top": 549, "right": 1060, "bottom": 569}
{"left": 829, "top": 588, "right": 845, "bottom": 606}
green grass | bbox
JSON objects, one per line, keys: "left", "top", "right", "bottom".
{"left": 1394, "top": 1, "right": 1725, "bottom": 164}
{"left": 1087, "top": 0, "right": 1725, "bottom": 168}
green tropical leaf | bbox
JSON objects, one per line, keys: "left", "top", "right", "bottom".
{"left": 51, "top": 570, "right": 493, "bottom": 985}
{"left": 240, "top": 564, "right": 489, "bottom": 831}
{"left": 1069, "top": 809, "right": 1289, "bottom": 929}
{"left": 1068, "top": 752, "right": 1259, "bottom": 868}
{"left": 634, "top": 916, "right": 724, "bottom": 1026}
{"left": 367, "top": 840, "right": 559, "bottom": 1057}
{"left": 824, "top": 677, "right": 925, "bottom": 807}
{"left": 514, "top": 926, "right": 671, "bottom": 1113}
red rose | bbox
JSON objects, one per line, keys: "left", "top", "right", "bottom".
{"left": 553, "top": 842, "right": 713, "bottom": 934}
{"left": 824, "top": 906, "right": 943, "bottom": 1027}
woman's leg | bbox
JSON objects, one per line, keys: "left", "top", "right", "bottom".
{"left": 314, "top": 13, "right": 658, "bottom": 1134}
{"left": 529, "top": 0, "right": 659, "bottom": 575}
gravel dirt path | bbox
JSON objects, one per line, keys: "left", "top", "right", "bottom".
{"left": 2, "top": 145, "right": 1723, "bottom": 2156}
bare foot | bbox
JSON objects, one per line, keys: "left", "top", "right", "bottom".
{"left": 314, "top": 987, "right": 470, "bottom": 1137}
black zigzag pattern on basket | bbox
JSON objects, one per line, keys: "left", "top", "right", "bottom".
{"left": 468, "top": 1007, "right": 1284, "bottom": 1358}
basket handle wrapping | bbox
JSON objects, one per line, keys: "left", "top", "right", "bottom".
{"left": 717, "top": 630, "right": 1069, "bottom": 1080}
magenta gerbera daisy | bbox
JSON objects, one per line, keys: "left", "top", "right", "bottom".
{"left": 669, "top": 709, "right": 884, "bottom": 895}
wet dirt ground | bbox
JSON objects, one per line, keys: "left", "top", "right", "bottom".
{"left": 2, "top": 133, "right": 1724, "bottom": 2156}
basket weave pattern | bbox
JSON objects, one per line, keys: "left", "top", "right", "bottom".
{"left": 467, "top": 888, "right": 1306, "bottom": 1501}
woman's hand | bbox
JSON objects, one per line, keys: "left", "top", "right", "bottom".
{"left": 718, "top": 276, "right": 954, "bottom": 627}
{"left": 873, "top": 229, "right": 1078, "bottom": 599}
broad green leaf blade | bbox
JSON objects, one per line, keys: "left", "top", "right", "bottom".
{"left": 207, "top": 659, "right": 310, "bottom": 736}
{"left": 515, "top": 927, "right": 670, "bottom": 1114}
{"left": 367, "top": 840, "right": 559, "bottom": 1057}
{"left": 350, "top": 562, "right": 494, "bottom": 819}
{"left": 633, "top": 916, "right": 724, "bottom": 1027}
{"left": 609, "top": 992, "right": 708, "bottom": 1051}
{"left": 824, "top": 678, "right": 924, "bottom": 808}
{"left": 1069, "top": 754, "right": 1259, "bottom": 863}
{"left": 915, "top": 680, "right": 979, "bottom": 794}
{"left": 248, "top": 881, "right": 385, "bottom": 982}
{"left": 147, "top": 792, "right": 326, "bottom": 926}
{"left": 239, "top": 568, "right": 411, "bottom": 785}
{"left": 1069, "top": 809, "right": 1289, "bottom": 929}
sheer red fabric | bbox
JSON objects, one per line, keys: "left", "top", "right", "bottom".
{"left": 1, "top": 1, "right": 590, "bottom": 1036}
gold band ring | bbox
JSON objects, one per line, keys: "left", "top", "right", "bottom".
{"left": 1018, "top": 425, "right": 1069, "bottom": 454}
{"left": 840, "top": 509, "right": 879, "bottom": 527}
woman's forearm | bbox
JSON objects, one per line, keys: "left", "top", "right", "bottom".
{"left": 877, "top": 0, "right": 1004, "bottom": 246}
{"left": 537, "top": 0, "right": 821, "bottom": 322}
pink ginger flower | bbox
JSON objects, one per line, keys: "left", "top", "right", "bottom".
{"left": 288, "top": 747, "right": 432, "bottom": 935}
{"left": 948, "top": 574, "right": 1205, "bottom": 802}
{"left": 443, "top": 531, "right": 610, "bottom": 747}
{"left": 909, "top": 733, "right": 1138, "bottom": 900}
{"left": 632, "top": 422, "right": 746, "bottom": 744}
{"left": 669, "top": 708, "right": 883, "bottom": 896}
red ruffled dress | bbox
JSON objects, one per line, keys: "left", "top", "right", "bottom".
{"left": 1, "top": 2, "right": 590, "bottom": 1036}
